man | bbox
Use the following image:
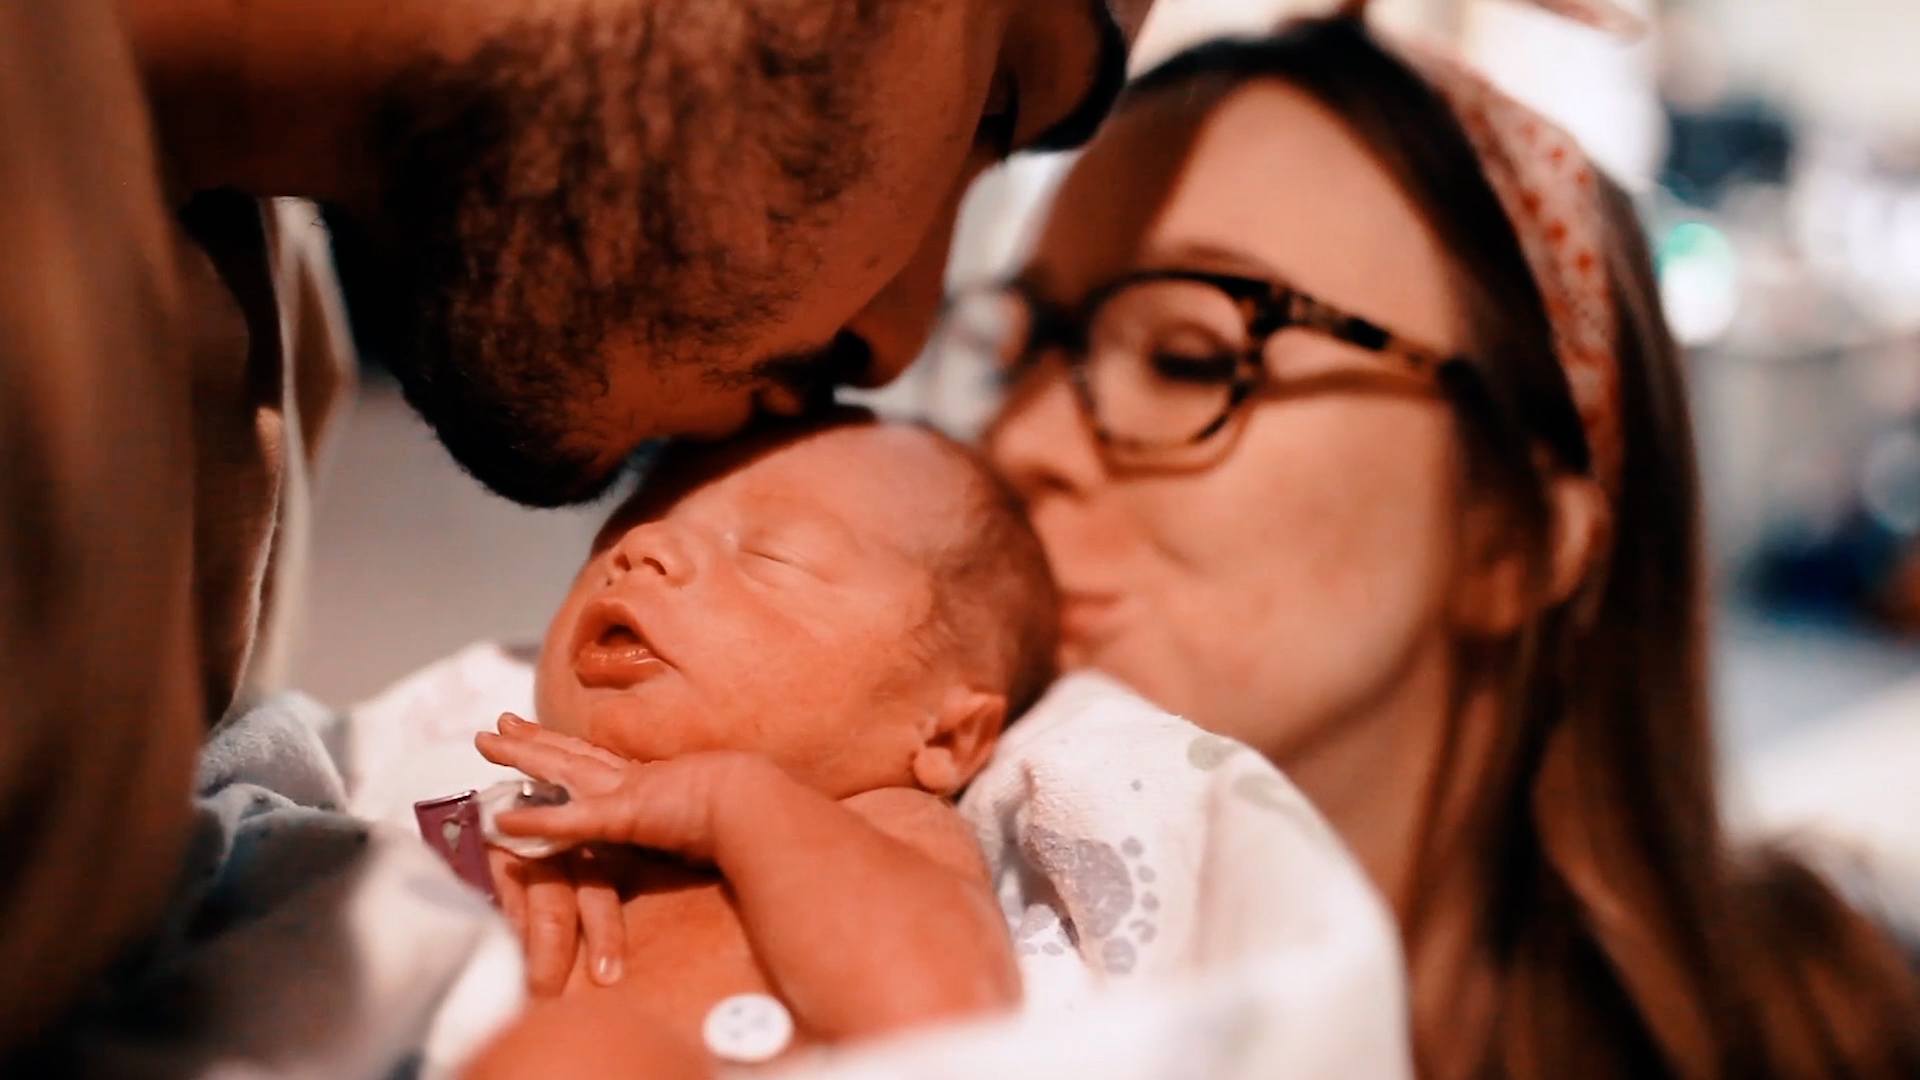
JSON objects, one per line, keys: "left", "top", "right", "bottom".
{"left": 0, "top": 0, "right": 1146, "bottom": 1059}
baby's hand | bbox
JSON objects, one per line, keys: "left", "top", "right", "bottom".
{"left": 480, "top": 714, "right": 629, "bottom": 997}
{"left": 475, "top": 715, "right": 771, "bottom": 864}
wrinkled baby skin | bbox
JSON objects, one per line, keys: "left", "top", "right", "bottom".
{"left": 538, "top": 421, "right": 1017, "bottom": 796}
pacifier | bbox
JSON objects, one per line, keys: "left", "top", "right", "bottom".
{"left": 476, "top": 778, "right": 576, "bottom": 860}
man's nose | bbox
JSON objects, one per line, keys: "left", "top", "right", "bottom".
{"left": 841, "top": 168, "right": 978, "bottom": 389}
{"left": 841, "top": 246, "right": 947, "bottom": 390}
{"left": 608, "top": 522, "right": 696, "bottom": 587}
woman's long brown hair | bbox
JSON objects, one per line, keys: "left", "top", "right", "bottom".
{"left": 1130, "top": 18, "right": 1920, "bottom": 1078}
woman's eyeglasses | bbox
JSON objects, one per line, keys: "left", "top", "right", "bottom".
{"left": 933, "top": 267, "right": 1465, "bottom": 462}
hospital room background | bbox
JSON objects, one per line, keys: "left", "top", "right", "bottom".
{"left": 291, "top": 0, "right": 1919, "bottom": 924}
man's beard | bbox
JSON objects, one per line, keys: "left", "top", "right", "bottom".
{"left": 331, "top": 4, "right": 882, "bottom": 507}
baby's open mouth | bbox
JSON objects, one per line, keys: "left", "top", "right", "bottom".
{"left": 572, "top": 599, "right": 671, "bottom": 690}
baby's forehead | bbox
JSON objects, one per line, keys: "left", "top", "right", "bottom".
{"left": 597, "top": 423, "right": 981, "bottom": 554}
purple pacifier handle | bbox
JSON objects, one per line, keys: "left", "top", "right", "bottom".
{"left": 414, "top": 790, "right": 500, "bottom": 904}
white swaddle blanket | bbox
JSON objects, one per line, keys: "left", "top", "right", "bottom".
{"left": 345, "top": 643, "right": 1412, "bottom": 1078}
{"left": 770, "top": 670, "right": 1412, "bottom": 1079}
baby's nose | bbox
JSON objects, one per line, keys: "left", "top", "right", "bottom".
{"left": 608, "top": 523, "right": 695, "bottom": 586}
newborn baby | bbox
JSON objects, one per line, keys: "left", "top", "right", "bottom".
{"left": 470, "top": 418, "right": 1058, "bottom": 1073}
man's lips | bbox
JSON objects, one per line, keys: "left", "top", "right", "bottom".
{"left": 571, "top": 597, "right": 671, "bottom": 690}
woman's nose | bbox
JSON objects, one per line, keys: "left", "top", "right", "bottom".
{"left": 607, "top": 522, "right": 696, "bottom": 587}
{"left": 986, "top": 357, "right": 1106, "bottom": 500}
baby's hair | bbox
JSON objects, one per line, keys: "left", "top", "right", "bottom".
{"left": 914, "top": 428, "right": 1060, "bottom": 722}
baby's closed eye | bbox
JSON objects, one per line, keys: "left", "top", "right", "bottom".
{"left": 740, "top": 543, "right": 818, "bottom": 585}
{"left": 748, "top": 547, "right": 805, "bottom": 569}
{"left": 737, "top": 518, "right": 858, "bottom": 581}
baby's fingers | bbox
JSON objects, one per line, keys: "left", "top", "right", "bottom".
{"left": 494, "top": 800, "right": 619, "bottom": 843}
{"left": 489, "top": 847, "right": 530, "bottom": 940}
{"left": 521, "top": 858, "right": 580, "bottom": 998}
{"left": 572, "top": 850, "right": 625, "bottom": 987}
{"left": 497, "top": 787, "right": 713, "bottom": 860}
{"left": 497, "top": 713, "right": 630, "bottom": 771}
{"left": 475, "top": 731, "right": 616, "bottom": 796}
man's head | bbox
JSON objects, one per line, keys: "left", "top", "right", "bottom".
{"left": 130, "top": 0, "right": 1144, "bottom": 505}
{"left": 534, "top": 417, "right": 1058, "bottom": 799}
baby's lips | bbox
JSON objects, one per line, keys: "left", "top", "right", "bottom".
{"left": 573, "top": 639, "right": 671, "bottom": 690}
{"left": 570, "top": 597, "right": 674, "bottom": 689}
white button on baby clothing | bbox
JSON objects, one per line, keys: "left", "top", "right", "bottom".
{"left": 702, "top": 993, "right": 794, "bottom": 1064}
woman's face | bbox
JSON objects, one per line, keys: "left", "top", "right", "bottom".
{"left": 988, "top": 82, "right": 1476, "bottom": 761}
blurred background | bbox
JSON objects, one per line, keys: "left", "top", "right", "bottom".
{"left": 293, "top": 0, "right": 1919, "bottom": 786}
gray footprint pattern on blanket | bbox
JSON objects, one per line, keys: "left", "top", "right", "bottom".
{"left": 1189, "top": 733, "right": 1304, "bottom": 815}
{"left": 1010, "top": 734, "right": 1300, "bottom": 977}
{"left": 1021, "top": 827, "right": 1159, "bottom": 974}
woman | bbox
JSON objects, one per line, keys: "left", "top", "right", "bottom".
{"left": 962, "top": 14, "right": 1920, "bottom": 1078}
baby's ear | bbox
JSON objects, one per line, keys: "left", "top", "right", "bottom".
{"left": 911, "top": 687, "right": 1006, "bottom": 796}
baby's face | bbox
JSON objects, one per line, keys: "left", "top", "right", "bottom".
{"left": 535, "top": 424, "right": 979, "bottom": 798}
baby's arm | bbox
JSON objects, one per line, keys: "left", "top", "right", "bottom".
{"left": 714, "top": 781, "right": 1019, "bottom": 1039}
{"left": 476, "top": 723, "right": 1020, "bottom": 1041}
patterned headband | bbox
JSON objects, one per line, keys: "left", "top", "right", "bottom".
{"left": 1345, "top": 0, "right": 1640, "bottom": 495}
